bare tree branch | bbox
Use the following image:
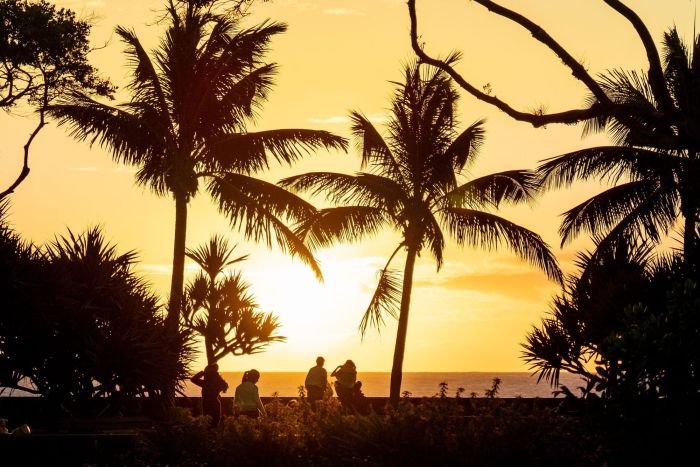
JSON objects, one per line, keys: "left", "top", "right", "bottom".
{"left": 407, "top": 0, "right": 669, "bottom": 128}
{"left": 0, "top": 83, "right": 48, "bottom": 202}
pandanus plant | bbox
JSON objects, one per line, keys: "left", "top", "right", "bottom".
{"left": 182, "top": 235, "right": 284, "bottom": 365}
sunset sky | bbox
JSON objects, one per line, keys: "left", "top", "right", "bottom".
{"left": 0, "top": 0, "right": 695, "bottom": 373}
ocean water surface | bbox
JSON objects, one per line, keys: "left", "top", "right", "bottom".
{"left": 184, "top": 372, "right": 585, "bottom": 398}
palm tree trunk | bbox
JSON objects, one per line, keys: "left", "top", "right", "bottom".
{"left": 389, "top": 244, "right": 419, "bottom": 405}
{"left": 167, "top": 192, "right": 188, "bottom": 334}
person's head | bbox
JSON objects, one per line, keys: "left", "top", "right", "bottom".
{"left": 316, "top": 356, "right": 325, "bottom": 367}
{"left": 344, "top": 360, "right": 355, "bottom": 370}
{"left": 205, "top": 363, "right": 218, "bottom": 374}
{"left": 246, "top": 369, "right": 260, "bottom": 383}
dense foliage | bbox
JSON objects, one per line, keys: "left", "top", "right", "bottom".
{"left": 523, "top": 239, "right": 700, "bottom": 404}
{"left": 0, "top": 212, "right": 191, "bottom": 412}
{"left": 0, "top": 0, "right": 112, "bottom": 108}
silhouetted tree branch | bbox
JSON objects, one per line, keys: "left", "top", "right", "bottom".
{"left": 407, "top": 0, "right": 673, "bottom": 128}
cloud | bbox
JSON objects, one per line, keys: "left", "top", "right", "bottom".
{"left": 323, "top": 8, "right": 367, "bottom": 17}
{"left": 414, "top": 271, "right": 558, "bottom": 303}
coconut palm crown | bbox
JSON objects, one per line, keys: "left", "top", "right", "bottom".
{"left": 281, "top": 64, "right": 562, "bottom": 403}
{"left": 538, "top": 28, "right": 700, "bottom": 265}
{"left": 46, "top": 0, "right": 347, "bottom": 331}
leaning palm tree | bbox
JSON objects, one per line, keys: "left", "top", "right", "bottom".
{"left": 538, "top": 28, "right": 700, "bottom": 266}
{"left": 47, "top": 0, "right": 347, "bottom": 333}
{"left": 281, "top": 64, "right": 562, "bottom": 403}
{"left": 182, "top": 235, "right": 284, "bottom": 365}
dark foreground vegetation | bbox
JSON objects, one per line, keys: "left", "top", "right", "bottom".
{"left": 3, "top": 390, "right": 693, "bottom": 466}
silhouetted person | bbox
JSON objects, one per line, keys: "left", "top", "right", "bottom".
{"left": 332, "top": 360, "right": 357, "bottom": 408}
{"left": 305, "top": 356, "right": 328, "bottom": 406}
{"left": 234, "top": 369, "right": 267, "bottom": 419}
{"left": 190, "top": 364, "right": 228, "bottom": 428}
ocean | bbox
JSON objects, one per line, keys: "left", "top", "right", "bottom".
{"left": 184, "top": 372, "right": 586, "bottom": 398}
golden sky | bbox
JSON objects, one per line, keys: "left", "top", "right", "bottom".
{"left": 0, "top": 0, "right": 695, "bottom": 372}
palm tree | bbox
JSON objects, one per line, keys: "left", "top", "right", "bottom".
{"left": 538, "top": 28, "right": 700, "bottom": 266}
{"left": 281, "top": 64, "right": 562, "bottom": 404}
{"left": 46, "top": 0, "right": 347, "bottom": 333}
{"left": 182, "top": 235, "right": 284, "bottom": 365}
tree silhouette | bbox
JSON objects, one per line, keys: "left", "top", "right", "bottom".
{"left": 0, "top": 0, "right": 113, "bottom": 200}
{"left": 46, "top": 0, "right": 347, "bottom": 335}
{"left": 0, "top": 216, "right": 191, "bottom": 410}
{"left": 281, "top": 64, "right": 562, "bottom": 404}
{"left": 523, "top": 236, "right": 700, "bottom": 402}
{"left": 182, "top": 235, "right": 284, "bottom": 365}
{"left": 538, "top": 29, "right": 700, "bottom": 264}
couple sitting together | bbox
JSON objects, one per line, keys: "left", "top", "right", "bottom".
{"left": 305, "top": 357, "right": 365, "bottom": 409}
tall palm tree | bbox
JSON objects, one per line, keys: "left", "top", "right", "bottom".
{"left": 281, "top": 64, "right": 562, "bottom": 403}
{"left": 538, "top": 28, "right": 700, "bottom": 266}
{"left": 182, "top": 235, "right": 284, "bottom": 365}
{"left": 46, "top": 0, "right": 347, "bottom": 333}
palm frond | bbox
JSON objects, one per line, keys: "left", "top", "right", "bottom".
{"left": 47, "top": 92, "right": 168, "bottom": 168}
{"left": 350, "top": 111, "right": 408, "bottom": 188}
{"left": 359, "top": 244, "right": 405, "bottom": 337}
{"left": 444, "top": 119, "right": 486, "bottom": 171}
{"left": 294, "top": 206, "right": 389, "bottom": 250}
{"left": 559, "top": 179, "right": 675, "bottom": 246}
{"left": 115, "top": 26, "right": 171, "bottom": 121}
{"left": 279, "top": 171, "right": 404, "bottom": 209}
{"left": 444, "top": 170, "right": 537, "bottom": 209}
{"left": 442, "top": 208, "right": 562, "bottom": 283}
{"left": 204, "top": 129, "right": 347, "bottom": 174}
{"left": 538, "top": 146, "right": 678, "bottom": 189}
{"left": 582, "top": 186, "right": 679, "bottom": 259}
{"left": 208, "top": 174, "right": 322, "bottom": 280}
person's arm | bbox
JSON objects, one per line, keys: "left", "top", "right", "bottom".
{"left": 331, "top": 366, "right": 341, "bottom": 377}
{"left": 255, "top": 386, "right": 267, "bottom": 417}
{"left": 190, "top": 371, "right": 205, "bottom": 387}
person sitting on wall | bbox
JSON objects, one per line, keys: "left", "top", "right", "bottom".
{"left": 234, "top": 369, "right": 267, "bottom": 419}
{"left": 331, "top": 360, "right": 357, "bottom": 408}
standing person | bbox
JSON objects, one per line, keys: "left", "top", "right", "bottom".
{"left": 190, "top": 364, "right": 229, "bottom": 428}
{"left": 305, "top": 356, "right": 328, "bottom": 406}
{"left": 331, "top": 360, "right": 357, "bottom": 407}
{"left": 234, "top": 369, "right": 267, "bottom": 419}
